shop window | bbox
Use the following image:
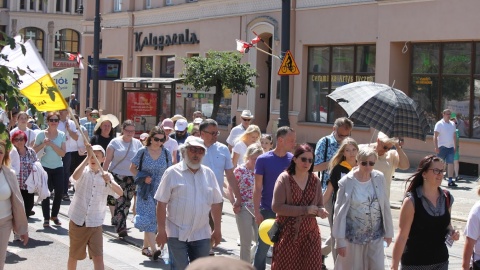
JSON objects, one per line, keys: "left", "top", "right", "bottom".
{"left": 54, "top": 29, "right": 80, "bottom": 59}
{"left": 19, "top": 27, "right": 44, "bottom": 57}
{"left": 411, "top": 42, "right": 480, "bottom": 139}
{"left": 306, "top": 45, "right": 375, "bottom": 124}
{"left": 140, "top": 56, "right": 153, "bottom": 77}
{"left": 160, "top": 56, "right": 175, "bottom": 77}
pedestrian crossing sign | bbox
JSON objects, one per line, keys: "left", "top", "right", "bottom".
{"left": 278, "top": 50, "right": 300, "bottom": 76}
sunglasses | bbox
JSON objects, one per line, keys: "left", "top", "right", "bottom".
{"left": 242, "top": 118, "right": 252, "bottom": 122}
{"left": 188, "top": 147, "right": 205, "bottom": 154}
{"left": 299, "top": 157, "right": 313, "bottom": 163}
{"left": 360, "top": 161, "right": 376, "bottom": 167}
{"left": 152, "top": 137, "right": 166, "bottom": 142}
{"left": 429, "top": 168, "right": 446, "bottom": 175}
{"left": 91, "top": 114, "right": 99, "bottom": 118}
{"left": 48, "top": 118, "right": 59, "bottom": 122}
{"left": 13, "top": 137, "right": 25, "bottom": 142}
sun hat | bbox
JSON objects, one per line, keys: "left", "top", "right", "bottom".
{"left": 94, "top": 114, "right": 119, "bottom": 132}
{"left": 175, "top": 119, "right": 188, "bottom": 131}
{"left": 193, "top": 118, "right": 203, "bottom": 125}
{"left": 240, "top": 110, "right": 254, "bottom": 119}
{"left": 91, "top": 144, "right": 106, "bottom": 156}
{"left": 182, "top": 136, "right": 206, "bottom": 150}
{"left": 171, "top": 114, "right": 187, "bottom": 122}
{"left": 161, "top": 118, "right": 174, "bottom": 130}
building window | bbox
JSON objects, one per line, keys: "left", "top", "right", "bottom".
{"left": 306, "top": 45, "right": 375, "bottom": 124}
{"left": 146, "top": 0, "right": 151, "bottom": 8}
{"left": 160, "top": 56, "right": 175, "bottom": 77}
{"left": 0, "top": 0, "right": 7, "bottom": 8}
{"left": 411, "top": 42, "right": 479, "bottom": 139}
{"left": 19, "top": 27, "right": 44, "bottom": 57}
{"left": 30, "top": 0, "right": 34, "bottom": 10}
{"left": 56, "top": 0, "right": 62, "bottom": 12}
{"left": 39, "top": 0, "right": 43, "bottom": 10}
{"left": 20, "top": 0, "right": 25, "bottom": 9}
{"left": 114, "top": 0, "right": 122, "bottom": 12}
{"left": 54, "top": 29, "right": 80, "bottom": 59}
{"left": 140, "top": 56, "right": 153, "bottom": 77}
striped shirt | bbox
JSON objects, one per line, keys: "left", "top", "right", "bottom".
{"left": 155, "top": 161, "right": 223, "bottom": 242}
{"left": 68, "top": 167, "right": 119, "bottom": 227}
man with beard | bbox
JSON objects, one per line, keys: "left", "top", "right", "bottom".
{"left": 155, "top": 136, "right": 223, "bottom": 269}
{"left": 170, "top": 118, "right": 190, "bottom": 162}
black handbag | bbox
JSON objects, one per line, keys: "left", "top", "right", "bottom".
{"left": 472, "top": 258, "right": 480, "bottom": 270}
{"left": 267, "top": 221, "right": 283, "bottom": 243}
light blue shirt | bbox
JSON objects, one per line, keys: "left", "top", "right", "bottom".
{"left": 35, "top": 130, "right": 66, "bottom": 169}
{"left": 202, "top": 142, "right": 233, "bottom": 188}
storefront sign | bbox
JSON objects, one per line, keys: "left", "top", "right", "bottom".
{"left": 311, "top": 75, "right": 374, "bottom": 83}
{"left": 53, "top": 61, "right": 79, "bottom": 68}
{"left": 134, "top": 29, "right": 200, "bottom": 52}
{"left": 415, "top": 77, "right": 433, "bottom": 85}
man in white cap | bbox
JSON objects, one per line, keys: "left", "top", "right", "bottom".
{"left": 170, "top": 118, "right": 190, "bottom": 162}
{"left": 226, "top": 110, "right": 254, "bottom": 152}
{"left": 187, "top": 111, "right": 203, "bottom": 133}
{"left": 155, "top": 136, "right": 223, "bottom": 269}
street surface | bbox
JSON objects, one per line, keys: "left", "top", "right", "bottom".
{"left": 4, "top": 168, "right": 479, "bottom": 269}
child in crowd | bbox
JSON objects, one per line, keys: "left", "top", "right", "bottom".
{"left": 67, "top": 144, "right": 123, "bottom": 270}
{"left": 260, "top": 134, "right": 273, "bottom": 153}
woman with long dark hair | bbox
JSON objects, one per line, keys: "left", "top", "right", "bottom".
{"left": 271, "top": 143, "right": 328, "bottom": 269}
{"left": 391, "top": 155, "right": 460, "bottom": 269}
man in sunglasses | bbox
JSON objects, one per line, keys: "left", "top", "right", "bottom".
{"left": 367, "top": 132, "right": 410, "bottom": 199}
{"left": 155, "top": 136, "right": 223, "bottom": 269}
{"left": 226, "top": 110, "right": 254, "bottom": 152}
{"left": 434, "top": 109, "right": 457, "bottom": 187}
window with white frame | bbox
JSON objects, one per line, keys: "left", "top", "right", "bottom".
{"left": 146, "top": 0, "right": 151, "bottom": 8}
{"left": 114, "top": 0, "right": 122, "bottom": 12}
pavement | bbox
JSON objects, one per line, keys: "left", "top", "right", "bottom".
{"left": 4, "top": 168, "right": 479, "bottom": 270}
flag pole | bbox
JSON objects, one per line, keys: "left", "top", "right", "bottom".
{"left": 252, "top": 31, "right": 274, "bottom": 52}
{"left": 253, "top": 46, "right": 281, "bottom": 60}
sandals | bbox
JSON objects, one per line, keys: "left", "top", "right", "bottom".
{"left": 50, "top": 217, "right": 62, "bottom": 226}
{"left": 142, "top": 247, "right": 152, "bottom": 257}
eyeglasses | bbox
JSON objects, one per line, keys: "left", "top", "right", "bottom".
{"left": 152, "top": 137, "right": 166, "bottom": 143}
{"left": 360, "top": 161, "right": 376, "bottom": 167}
{"left": 91, "top": 114, "right": 99, "bottom": 118}
{"left": 123, "top": 129, "right": 135, "bottom": 133}
{"left": 13, "top": 137, "right": 25, "bottom": 142}
{"left": 188, "top": 147, "right": 205, "bottom": 154}
{"left": 242, "top": 118, "right": 251, "bottom": 122}
{"left": 428, "top": 168, "right": 446, "bottom": 175}
{"left": 299, "top": 157, "right": 313, "bottom": 163}
{"left": 203, "top": 130, "right": 220, "bottom": 136}
{"left": 48, "top": 118, "right": 59, "bottom": 123}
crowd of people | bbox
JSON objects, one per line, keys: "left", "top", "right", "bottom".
{"left": 0, "top": 105, "right": 479, "bottom": 270}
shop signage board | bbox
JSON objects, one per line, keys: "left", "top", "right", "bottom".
{"left": 278, "top": 50, "right": 300, "bottom": 76}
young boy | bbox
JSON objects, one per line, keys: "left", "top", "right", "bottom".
{"left": 67, "top": 144, "right": 123, "bottom": 270}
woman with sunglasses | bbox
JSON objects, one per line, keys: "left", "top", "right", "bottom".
{"left": 391, "top": 155, "right": 460, "bottom": 270}
{"left": 231, "top": 125, "right": 261, "bottom": 167}
{"left": 33, "top": 112, "right": 66, "bottom": 227}
{"left": 10, "top": 130, "right": 38, "bottom": 220}
{"left": 332, "top": 146, "right": 393, "bottom": 270}
{"left": 321, "top": 137, "right": 358, "bottom": 263}
{"left": 129, "top": 126, "right": 172, "bottom": 259}
{"left": 271, "top": 144, "right": 328, "bottom": 269}
{"left": 103, "top": 120, "right": 143, "bottom": 237}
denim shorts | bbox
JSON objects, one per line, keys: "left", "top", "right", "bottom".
{"left": 438, "top": 146, "right": 454, "bottom": 164}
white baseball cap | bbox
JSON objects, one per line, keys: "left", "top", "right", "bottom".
{"left": 91, "top": 145, "right": 105, "bottom": 156}
{"left": 175, "top": 119, "right": 188, "bottom": 132}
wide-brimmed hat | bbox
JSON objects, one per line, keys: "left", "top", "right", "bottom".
{"left": 171, "top": 114, "right": 187, "bottom": 122}
{"left": 161, "top": 118, "right": 174, "bottom": 130}
{"left": 94, "top": 114, "right": 119, "bottom": 131}
{"left": 175, "top": 119, "right": 188, "bottom": 132}
{"left": 240, "top": 110, "right": 254, "bottom": 119}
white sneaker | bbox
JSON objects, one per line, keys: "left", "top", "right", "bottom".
{"left": 237, "top": 238, "right": 241, "bottom": 246}
{"left": 267, "top": 246, "right": 273, "bottom": 258}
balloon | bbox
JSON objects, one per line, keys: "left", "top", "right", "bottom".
{"left": 259, "top": 218, "right": 275, "bottom": 246}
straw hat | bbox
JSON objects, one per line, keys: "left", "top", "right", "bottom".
{"left": 94, "top": 114, "right": 119, "bottom": 131}
{"left": 171, "top": 114, "right": 187, "bottom": 122}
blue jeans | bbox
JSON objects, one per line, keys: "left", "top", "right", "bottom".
{"left": 438, "top": 146, "right": 454, "bottom": 164}
{"left": 253, "top": 208, "right": 276, "bottom": 270}
{"left": 168, "top": 237, "right": 210, "bottom": 270}
{"left": 62, "top": 152, "right": 72, "bottom": 194}
{"left": 42, "top": 167, "right": 64, "bottom": 220}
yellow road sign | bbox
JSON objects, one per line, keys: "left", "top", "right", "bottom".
{"left": 278, "top": 50, "right": 300, "bottom": 76}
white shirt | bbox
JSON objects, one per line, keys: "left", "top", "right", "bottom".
{"left": 68, "top": 167, "right": 119, "bottom": 227}
{"left": 232, "top": 141, "right": 248, "bottom": 167}
{"left": 58, "top": 119, "right": 78, "bottom": 152}
{"left": 434, "top": 119, "right": 456, "bottom": 148}
{"left": 107, "top": 137, "right": 143, "bottom": 176}
{"left": 154, "top": 161, "right": 223, "bottom": 242}
{"left": 465, "top": 201, "right": 480, "bottom": 261}
{"left": 163, "top": 137, "right": 179, "bottom": 161}
{"left": 226, "top": 124, "right": 247, "bottom": 147}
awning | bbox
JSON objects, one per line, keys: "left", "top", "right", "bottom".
{"left": 114, "top": 77, "right": 183, "bottom": 84}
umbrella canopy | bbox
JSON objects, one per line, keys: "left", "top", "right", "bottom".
{"left": 327, "top": 81, "right": 430, "bottom": 141}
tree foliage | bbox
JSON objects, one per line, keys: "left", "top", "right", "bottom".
{"left": 181, "top": 51, "right": 257, "bottom": 120}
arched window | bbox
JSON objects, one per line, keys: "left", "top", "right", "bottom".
{"left": 18, "top": 27, "right": 44, "bottom": 57}
{"left": 54, "top": 29, "right": 80, "bottom": 60}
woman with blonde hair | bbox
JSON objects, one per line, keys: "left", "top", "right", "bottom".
{"left": 232, "top": 125, "right": 261, "bottom": 167}
{"left": 321, "top": 137, "right": 358, "bottom": 263}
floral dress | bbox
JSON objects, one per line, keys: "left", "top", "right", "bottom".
{"left": 131, "top": 146, "right": 171, "bottom": 232}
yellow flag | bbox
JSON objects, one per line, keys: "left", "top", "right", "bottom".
{"left": 0, "top": 38, "right": 67, "bottom": 111}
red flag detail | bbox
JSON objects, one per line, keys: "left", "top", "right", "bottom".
{"left": 251, "top": 36, "right": 261, "bottom": 45}
{"left": 236, "top": 39, "right": 252, "bottom": 54}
